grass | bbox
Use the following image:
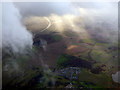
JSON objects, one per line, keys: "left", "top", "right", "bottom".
{"left": 55, "top": 75, "right": 70, "bottom": 83}
{"left": 78, "top": 69, "right": 112, "bottom": 88}
{"left": 63, "top": 30, "right": 77, "bottom": 37}
{"left": 10, "top": 69, "right": 41, "bottom": 87}
{"left": 36, "top": 75, "right": 70, "bottom": 88}
{"left": 96, "top": 42, "right": 109, "bottom": 47}
{"left": 54, "top": 75, "right": 70, "bottom": 88}
{"left": 82, "top": 38, "right": 109, "bottom": 47}
{"left": 91, "top": 49, "right": 113, "bottom": 63}
{"left": 83, "top": 39, "right": 96, "bottom": 44}
{"left": 32, "top": 46, "right": 40, "bottom": 52}
{"left": 78, "top": 50, "right": 89, "bottom": 60}
{"left": 72, "top": 80, "right": 104, "bottom": 88}
{"left": 79, "top": 82, "right": 102, "bottom": 88}
{"left": 21, "top": 70, "right": 40, "bottom": 86}
{"left": 57, "top": 54, "right": 69, "bottom": 68}
{"left": 52, "top": 34, "right": 62, "bottom": 41}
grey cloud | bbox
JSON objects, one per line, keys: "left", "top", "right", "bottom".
{"left": 14, "top": 2, "right": 72, "bottom": 18}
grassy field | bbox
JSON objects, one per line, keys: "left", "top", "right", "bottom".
{"left": 78, "top": 69, "right": 112, "bottom": 88}
{"left": 63, "top": 30, "right": 78, "bottom": 37}
{"left": 52, "top": 34, "right": 62, "bottom": 41}
{"left": 91, "top": 49, "right": 113, "bottom": 63}
{"left": 82, "top": 38, "right": 110, "bottom": 47}
{"left": 83, "top": 39, "right": 96, "bottom": 44}
{"left": 57, "top": 54, "right": 69, "bottom": 68}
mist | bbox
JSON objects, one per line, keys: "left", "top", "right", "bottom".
{"left": 2, "top": 2, "right": 33, "bottom": 53}
{"left": 16, "top": 2, "right": 118, "bottom": 44}
{"left": 15, "top": 2, "right": 72, "bottom": 17}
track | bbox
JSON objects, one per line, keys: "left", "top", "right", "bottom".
{"left": 40, "top": 17, "right": 62, "bottom": 32}
{"left": 40, "top": 17, "right": 52, "bottom": 32}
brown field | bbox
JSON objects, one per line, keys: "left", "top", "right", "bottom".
{"left": 65, "top": 45, "right": 88, "bottom": 56}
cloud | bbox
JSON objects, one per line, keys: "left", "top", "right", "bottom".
{"left": 2, "top": 2, "right": 33, "bottom": 53}
{"left": 14, "top": 2, "right": 118, "bottom": 43}
{"left": 14, "top": 2, "right": 72, "bottom": 17}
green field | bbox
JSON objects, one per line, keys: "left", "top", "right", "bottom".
{"left": 78, "top": 69, "right": 112, "bottom": 88}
